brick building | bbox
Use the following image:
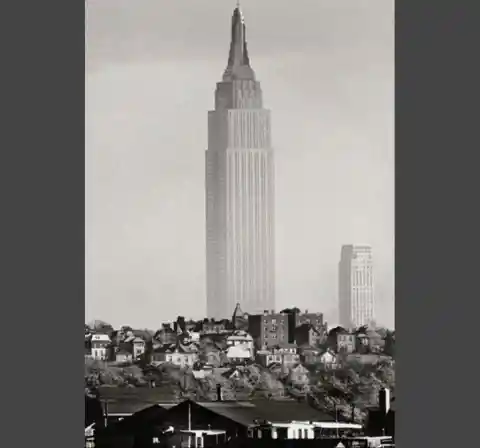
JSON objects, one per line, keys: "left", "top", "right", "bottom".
{"left": 248, "top": 309, "right": 325, "bottom": 349}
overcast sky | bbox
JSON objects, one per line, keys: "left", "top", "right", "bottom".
{"left": 86, "top": 0, "right": 394, "bottom": 330}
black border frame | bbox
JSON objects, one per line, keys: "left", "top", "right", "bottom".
{"left": 2, "top": 0, "right": 478, "bottom": 446}
{"left": 396, "top": 1, "right": 479, "bottom": 447}
{"left": 1, "top": 0, "right": 85, "bottom": 445}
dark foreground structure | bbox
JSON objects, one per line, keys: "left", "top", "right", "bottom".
{"left": 94, "top": 397, "right": 343, "bottom": 448}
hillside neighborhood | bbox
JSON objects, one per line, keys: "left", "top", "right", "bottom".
{"left": 85, "top": 305, "right": 395, "bottom": 426}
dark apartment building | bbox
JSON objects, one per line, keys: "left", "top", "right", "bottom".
{"left": 248, "top": 309, "right": 325, "bottom": 349}
{"left": 248, "top": 310, "right": 289, "bottom": 348}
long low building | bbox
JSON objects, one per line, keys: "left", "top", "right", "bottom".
{"left": 94, "top": 395, "right": 347, "bottom": 448}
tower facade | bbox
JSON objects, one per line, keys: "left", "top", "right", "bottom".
{"left": 206, "top": 7, "right": 275, "bottom": 319}
{"left": 338, "top": 245, "right": 375, "bottom": 328}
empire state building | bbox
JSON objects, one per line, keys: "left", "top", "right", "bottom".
{"left": 206, "top": 6, "right": 275, "bottom": 319}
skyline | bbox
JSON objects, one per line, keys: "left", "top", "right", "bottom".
{"left": 339, "top": 244, "right": 376, "bottom": 328}
{"left": 86, "top": 0, "right": 394, "bottom": 329}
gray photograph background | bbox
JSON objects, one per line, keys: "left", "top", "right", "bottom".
{"left": 86, "top": 0, "right": 394, "bottom": 329}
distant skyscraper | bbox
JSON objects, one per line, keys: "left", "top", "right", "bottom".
{"left": 338, "top": 245, "right": 375, "bottom": 328}
{"left": 205, "top": 6, "right": 275, "bottom": 319}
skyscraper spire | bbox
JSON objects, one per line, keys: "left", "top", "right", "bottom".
{"left": 223, "top": 5, "right": 255, "bottom": 81}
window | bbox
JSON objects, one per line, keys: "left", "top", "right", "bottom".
{"left": 271, "top": 319, "right": 277, "bottom": 324}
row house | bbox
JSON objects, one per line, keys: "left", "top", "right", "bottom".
{"left": 256, "top": 344, "right": 300, "bottom": 368}
{"left": 151, "top": 343, "right": 198, "bottom": 368}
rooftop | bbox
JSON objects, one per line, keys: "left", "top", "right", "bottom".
{"left": 188, "top": 399, "right": 336, "bottom": 427}
{"left": 92, "top": 334, "right": 110, "bottom": 342}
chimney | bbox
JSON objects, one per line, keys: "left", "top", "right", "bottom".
{"left": 305, "top": 309, "right": 308, "bottom": 314}
{"left": 379, "top": 388, "right": 391, "bottom": 414}
{"left": 216, "top": 384, "right": 223, "bottom": 401}
{"left": 263, "top": 310, "right": 268, "bottom": 316}
{"left": 271, "top": 309, "right": 275, "bottom": 314}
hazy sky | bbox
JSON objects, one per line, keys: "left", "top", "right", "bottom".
{"left": 86, "top": 0, "right": 394, "bottom": 330}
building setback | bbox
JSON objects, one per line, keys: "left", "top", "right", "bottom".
{"left": 206, "top": 6, "right": 275, "bottom": 319}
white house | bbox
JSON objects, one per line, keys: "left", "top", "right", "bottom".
{"left": 226, "top": 344, "right": 252, "bottom": 364}
{"left": 226, "top": 331, "right": 254, "bottom": 357}
{"left": 91, "top": 334, "right": 110, "bottom": 360}
{"left": 319, "top": 350, "right": 338, "bottom": 368}
{"left": 256, "top": 345, "right": 300, "bottom": 368}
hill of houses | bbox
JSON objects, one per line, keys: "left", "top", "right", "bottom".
{"left": 85, "top": 305, "right": 395, "bottom": 423}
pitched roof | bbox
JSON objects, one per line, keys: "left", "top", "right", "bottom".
{"left": 102, "top": 404, "right": 169, "bottom": 434}
{"left": 226, "top": 345, "right": 251, "bottom": 358}
{"left": 91, "top": 334, "right": 111, "bottom": 342}
{"left": 98, "top": 386, "right": 180, "bottom": 414}
{"left": 172, "top": 399, "right": 335, "bottom": 427}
